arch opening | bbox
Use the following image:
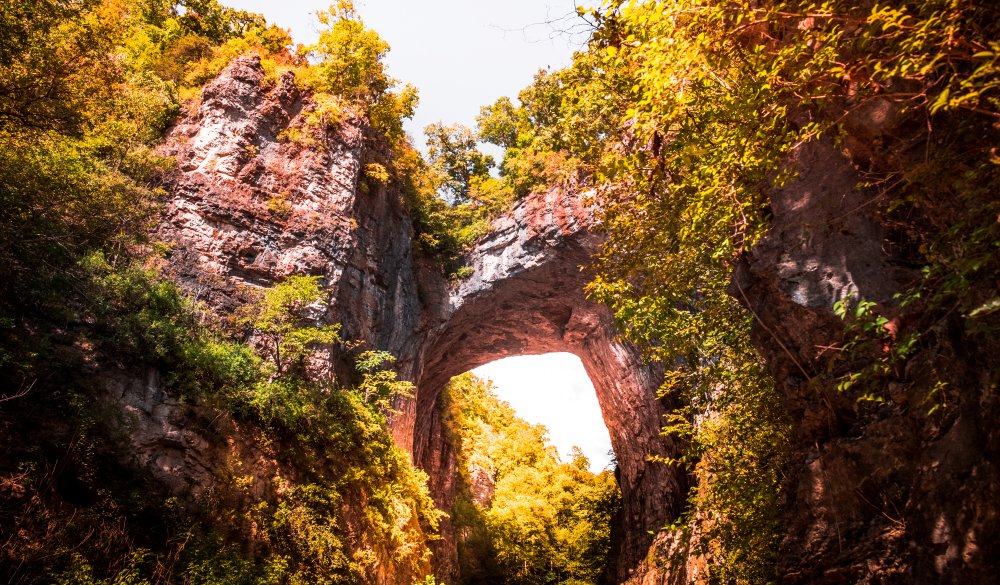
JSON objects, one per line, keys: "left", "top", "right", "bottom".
{"left": 397, "top": 190, "right": 690, "bottom": 582}
{"left": 427, "top": 356, "right": 622, "bottom": 584}
{"left": 472, "top": 352, "right": 613, "bottom": 473}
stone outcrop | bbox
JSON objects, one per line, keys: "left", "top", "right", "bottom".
{"left": 96, "top": 364, "right": 435, "bottom": 585}
{"left": 591, "top": 101, "right": 998, "bottom": 584}
{"left": 155, "top": 55, "right": 687, "bottom": 583}
{"left": 408, "top": 188, "right": 687, "bottom": 582}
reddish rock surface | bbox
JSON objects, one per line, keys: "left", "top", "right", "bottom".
{"left": 410, "top": 187, "right": 687, "bottom": 582}
{"left": 141, "top": 54, "right": 1000, "bottom": 585}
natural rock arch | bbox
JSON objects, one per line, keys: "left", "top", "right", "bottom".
{"left": 157, "top": 56, "right": 688, "bottom": 582}
{"left": 402, "top": 189, "right": 688, "bottom": 581}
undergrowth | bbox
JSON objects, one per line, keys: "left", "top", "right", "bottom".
{"left": 1, "top": 259, "right": 443, "bottom": 584}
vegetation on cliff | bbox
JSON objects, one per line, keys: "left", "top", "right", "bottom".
{"left": 3, "top": 260, "right": 442, "bottom": 583}
{"left": 473, "top": 0, "right": 998, "bottom": 581}
{"left": 441, "top": 374, "right": 620, "bottom": 585}
{"left": 0, "top": 2, "right": 443, "bottom": 583}
{"left": 3, "top": 0, "right": 999, "bottom": 582}
{"left": 589, "top": 2, "right": 998, "bottom": 580}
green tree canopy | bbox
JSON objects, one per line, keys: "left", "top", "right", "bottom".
{"left": 442, "top": 373, "right": 620, "bottom": 584}
{"left": 238, "top": 275, "right": 341, "bottom": 379}
{"left": 309, "top": 1, "right": 417, "bottom": 142}
{"left": 424, "top": 122, "right": 495, "bottom": 204}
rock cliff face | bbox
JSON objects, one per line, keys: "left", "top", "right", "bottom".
{"left": 156, "top": 56, "right": 687, "bottom": 583}
{"left": 153, "top": 54, "right": 1000, "bottom": 585}
{"left": 598, "top": 114, "right": 998, "bottom": 585}
{"left": 732, "top": 130, "right": 1000, "bottom": 583}
{"left": 408, "top": 187, "right": 687, "bottom": 582}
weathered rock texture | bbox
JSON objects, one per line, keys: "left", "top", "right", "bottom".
{"left": 156, "top": 56, "right": 686, "bottom": 583}
{"left": 732, "top": 128, "right": 1000, "bottom": 583}
{"left": 408, "top": 188, "right": 687, "bottom": 582}
{"left": 129, "top": 54, "right": 1000, "bottom": 585}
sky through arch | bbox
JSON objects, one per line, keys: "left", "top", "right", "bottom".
{"left": 474, "top": 353, "right": 613, "bottom": 473}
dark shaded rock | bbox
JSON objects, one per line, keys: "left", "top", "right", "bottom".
{"left": 731, "top": 135, "right": 1000, "bottom": 584}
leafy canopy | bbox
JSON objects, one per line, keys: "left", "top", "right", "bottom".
{"left": 442, "top": 373, "right": 620, "bottom": 585}
{"left": 308, "top": 1, "right": 418, "bottom": 142}
{"left": 424, "top": 122, "right": 495, "bottom": 204}
{"left": 238, "top": 275, "right": 341, "bottom": 379}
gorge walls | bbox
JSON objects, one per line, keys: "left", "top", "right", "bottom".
{"left": 154, "top": 54, "right": 1000, "bottom": 585}
{"left": 731, "top": 127, "right": 1000, "bottom": 582}
{"left": 156, "top": 55, "right": 686, "bottom": 583}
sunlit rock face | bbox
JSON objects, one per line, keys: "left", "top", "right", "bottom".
{"left": 156, "top": 55, "right": 422, "bottom": 379}
{"left": 157, "top": 56, "right": 687, "bottom": 583}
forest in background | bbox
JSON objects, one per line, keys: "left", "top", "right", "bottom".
{"left": 441, "top": 374, "right": 619, "bottom": 585}
{"left": 2, "top": 0, "right": 999, "bottom": 583}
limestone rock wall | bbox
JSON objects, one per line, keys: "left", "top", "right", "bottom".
{"left": 151, "top": 54, "right": 1000, "bottom": 585}
{"left": 409, "top": 187, "right": 687, "bottom": 582}
{"left": 156, "top": 55, "right": 422, "bottom": 371}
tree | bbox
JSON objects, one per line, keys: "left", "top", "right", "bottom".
{"left": 238, "top": 276, "right": 340, "bottom": 379}
{"left": 477, "top": 96, "right": 523, "bottom": 149}
{"left": 174, "top": 0, "right": 266, "bottom": 43}
{"left": 424, "top": 122, "right": 494, "bottom": 204}
{"left": 355, "top": 350, "right": 414, "bottom": 412}
{"left": 442, "top": 373, "right": 620, "bottom": 584}
{"left": 310, "top": 1, "right": 417, "bottom": 141}
{"left": 313, "top": 1, "right": 391, "bottom": 103}
{"left": 0, "top": 0, "right": 122, "bottom": 134}
{"left": 476, "top": 63, "right": 611, "bottom": 197}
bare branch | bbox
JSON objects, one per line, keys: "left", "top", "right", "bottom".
{"left": 0, "top": 378, "right": 36, "bottom": 405}
{"left": 488, "top": 2, "right": 597, "bottom": 55}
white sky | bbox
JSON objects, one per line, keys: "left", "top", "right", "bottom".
{"left": 474, "top": 354, "right": 612, "bottom": 472}
{"left": 219, "top": 1, "right": 612, "bottom": 472}
{"left": 221, "top": 0, "right": 592, "bottom": 145}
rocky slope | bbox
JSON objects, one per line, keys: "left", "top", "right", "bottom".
{"left": 155, "top": 55, "right": 686, "bottom": 583}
